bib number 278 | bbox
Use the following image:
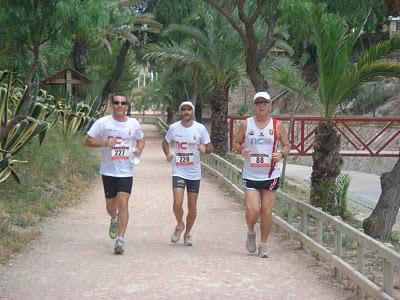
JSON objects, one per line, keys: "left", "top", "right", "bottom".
{"left": 176, "top": 153, "right": 194, "bottom": 166}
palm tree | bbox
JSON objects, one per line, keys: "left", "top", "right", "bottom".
{"left": 98, "top": 0, "right": 162, "bottom": 110}
{"left": 275, "top": 3, "right": 400, "bottom": 213}
{"left": 143, "top": 8, "right": 244, "bottom": 156}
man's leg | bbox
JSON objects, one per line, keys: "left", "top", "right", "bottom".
{"left": 257, "top": 190, "right": 275, "bottom": 258}
{"left": 106, "top": 197, "right": 118, "bottom": 219}
{"left": 171, "top": 187, "right": 185, "bottom": 242}
{"left": 244, "top": 189, "right": 261, "bottom": 253}
{"left": 245, "top": 190, "right": 261, "bottom": 231}
{"left": 184, "top": 192, "right": 198, "bottom": 236}
{"left": 113, "top": 192, "right": 130, "bottom": 255}
{"left": 103, "top": 175, "right": 118, "bottom": 219}
{"left": 172, "top": 187, "right": 185, "bottom": 228}
{"left": 115, "top": 191, "right": 130, "bottom": 238}
{"left": 103, "top": 175, "right": 119, "bottom": 239}
{"left": 259, "top": 190, "right": 275, "bottom": 243}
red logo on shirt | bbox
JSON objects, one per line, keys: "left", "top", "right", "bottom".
{"left": 176, "top": 141, "right": 188, "bottom": 149}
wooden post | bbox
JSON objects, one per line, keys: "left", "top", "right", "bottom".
{"left": 66, "top": 69, "right": 72, "bottom": 103}
{"left": 357, "top": 241, "right": 364, "bottom": 274}
{"left": 383, "top": 259, "right": 394, "bottom": 297}
{"left": 334, "top": 227, "right": 343, "bottom": 281}
{"left": 300, "top": 210, "right": 308, "bottom": 249}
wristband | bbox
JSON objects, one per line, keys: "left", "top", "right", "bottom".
{"left": 280, "top": 150, "right": 287, "bottom": 158}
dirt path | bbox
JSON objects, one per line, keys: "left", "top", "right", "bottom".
{"left": 0, "top": 124, "right": 354, "bottom": 299}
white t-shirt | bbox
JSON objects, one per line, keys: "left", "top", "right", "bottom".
{"left": 87, "top": 115, "right": 144, "bottom": 177}
{"left": 165, "top": 120, "right": 211, "bottom": 180}
{"left": 242, "top": 117, "right": 280, "bottom": 180}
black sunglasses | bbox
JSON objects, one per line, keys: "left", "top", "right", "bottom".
{"left": 254, "top": 101, "right": 270, "bottom": 106}
{"left": 113, "top": 101, "right": 128, "bottom": 106}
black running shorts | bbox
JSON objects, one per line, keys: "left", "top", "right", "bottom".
{"left": 102, "top": 175, "right": 133, "bottom": 199}
{"left": 172, "top": 176, "right": 200, "bottom": 193}
{"left": 243, "top": 177, "right": 280, "bottom": 191}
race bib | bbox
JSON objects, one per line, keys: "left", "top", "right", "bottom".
{"left": 111, "top": 146, "right": 129, "bottom": 160}
{"left": 250, "top": 153, "right": 271, "bottom": 167}
{"left": 175, "top": 152, "right": 194, "bottom": 166}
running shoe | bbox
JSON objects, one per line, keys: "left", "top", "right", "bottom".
{"left": 109, "top": 218, "right": 118, "bottom": 239}
{"left": 183, "top": 234, "right": 193, "bottom": 246}
{"left": 114, "top": 237, "right": 124, "bottom": 255}
{"left": 258, "top": 242, "right": 269, "bottom": 258}
{"left": 245, "top": 231, "right": 257, "bottom": 253}
{"left": 171, "top": 223, "right": 185, "bottom": 243}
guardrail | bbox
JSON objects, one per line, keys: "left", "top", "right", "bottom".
{"left": 133, "top": 114, "right": 167, "bottom": 126}
{"left": 153, "top": 117, "right": 169, "bottom": 134}
{"left": 200, "top": 153, "right": 400, "bottom": 300}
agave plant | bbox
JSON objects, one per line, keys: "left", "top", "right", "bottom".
{"left": 56, "top": 95, "right": 101, "bottom": 135}
{"left": 0, "top": 71, "right": 55, "bottom": 183}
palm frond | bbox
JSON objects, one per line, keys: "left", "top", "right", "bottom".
{"left": 266, "top": 56, "right": 313, "bottom": 99}
{"left": 311, "top": 3, "right": 358, "bottom": 119}
{"left": 143, "top": 42, "right": 202, "bottom": 67}
{"left": 163, "top": 24, "right": 209, "bottom": 48}
{"left": 115, "top": 28, "right": 140, "bottom": 45}
{"left": 337, "top": 62, "right": 400, "bottom": 107}
{"left": 357, "top": 38, "right": 400, "bottom": 67}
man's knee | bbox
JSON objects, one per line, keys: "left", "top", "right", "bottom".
{"left": 261, "top": 205, "right": 273, "bottom": 216}
{"left": 106, "top": 198, "right": 117, "bottom": 208}
{"left": 187, "top": 203, "right": 197, "bottom": 213}
{"left": 246, "top": 207, "right": 260, "bottom": 219}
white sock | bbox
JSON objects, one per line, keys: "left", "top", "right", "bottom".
{"left": 117, "top": 236, "right": 124, "bottom": 240}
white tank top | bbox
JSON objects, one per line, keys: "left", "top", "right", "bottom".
{"left": 242, "top": 117, "right": 280, "bottom": 180}
{"left": 165, "top": 120, "right": 211, "bottom": 180}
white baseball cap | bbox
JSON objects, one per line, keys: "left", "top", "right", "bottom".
{"left": 253, "top": 91, "right": 271, "bottom": 103}
{"left": 179, "top": 101, "right": 195, "bottom": 112}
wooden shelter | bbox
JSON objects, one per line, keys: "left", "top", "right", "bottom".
{"left": 388, "top": 16, "right": 400, "bottom": 39}
{"left": 42, "top": 68, "right": 91, "bottom": 100}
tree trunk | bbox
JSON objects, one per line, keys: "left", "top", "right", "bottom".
{"left": 166, "top": 106, "right": 174, "bottom": 124}
{"left": 190, "top": 65, "right": 200, "bottom": 107}
{"left": 363, "top": 154, "right": 400, "bottom": 240}
{"left": 19, "top": 46, "right": 40, "bottom": 116}
{"left": 195, "top": 95, "right": 203, "bottom": 124}
{"left": 101, "top": 40, "right": 131, "bottom": 110}
{"left": 310, "top": 122, "right": 343, "bottom": 212}
{"left": 73, "top": 38, "right": 89, "bottom": 74}
{"left": 210, "top": 87, "right": 228, "bottom": 157}
{"left": 244, "top": 34, "right": 268, "bottom": 92}
{"left": 247, "top": 60, "right": 268, "bottom": 92}
{"left": 72, "top": 38, "right": 89, "bottom": 100}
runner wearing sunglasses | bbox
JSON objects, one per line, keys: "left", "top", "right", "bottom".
{"left": 234, "top": 91, "right": 291, "bottom": 258}
{"left": 84, "top": 93, "right": 145, "bottom": 254}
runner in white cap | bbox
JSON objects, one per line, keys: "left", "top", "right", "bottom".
{"left": 234, "top": 91, "right": 291, "bottom": 258}
{"left": 162, "top": 100, "right": 214, "bottom": 246}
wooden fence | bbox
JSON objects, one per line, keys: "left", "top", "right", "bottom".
{"left": 200, "top": 153, "right": 400, "bottom": 300}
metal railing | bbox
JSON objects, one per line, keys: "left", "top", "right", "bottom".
{"left": 201, "top": 153, "right": 400, "bottom": 300}
{"left": 228, "top": 115, "right": 400, "bottom": 157}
